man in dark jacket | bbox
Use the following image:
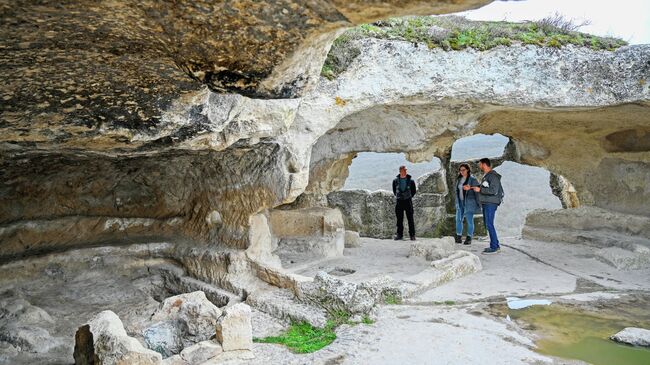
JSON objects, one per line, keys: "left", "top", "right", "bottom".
{"left": 392, "top": 165, "right": 417, "bottom": 241}
{"left": 472, "top": 158, "right": 504, "bottom": 254}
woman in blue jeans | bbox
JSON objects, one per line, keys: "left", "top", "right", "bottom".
{"left": 455, "top": 163, "right": 481, "bottom": 245}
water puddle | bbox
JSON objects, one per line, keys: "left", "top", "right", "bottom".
{"left": 506, "top": 297, "right": 552, "bottom": 310}
{"left": 489, "top": 297, "right": 650, "bottom": 365}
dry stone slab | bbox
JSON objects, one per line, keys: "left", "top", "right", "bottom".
{"left": 216, "top": 303, "right": 253, "bottom": 351}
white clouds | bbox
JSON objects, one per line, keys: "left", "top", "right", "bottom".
{"left": 457, "top": 0, "right": 650, "bottom": 44}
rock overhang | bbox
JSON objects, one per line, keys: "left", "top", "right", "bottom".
{"left": 2, "top": 12, "right": 650, "bottom": 259}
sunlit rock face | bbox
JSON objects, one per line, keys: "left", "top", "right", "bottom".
{"left": 296, "top": 39, "right": 650, "bottom": 216}
{"left": 2, "top": 12, "right": 650, "bottom": 262}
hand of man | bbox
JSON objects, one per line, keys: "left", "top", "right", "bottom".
{"left": 472, "top": 186, "right": 481, "bottom": 192}
{"left": 462, "top": 185, "right": 471, "bottom": 191}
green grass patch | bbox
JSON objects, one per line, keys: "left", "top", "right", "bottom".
{"left": 384, "top": 293, "right": 402, "bottom": 305}
{"left": 361, "top": 314, "right": 375, "bottom": 325}
{"left": 254, "top": 310, "right": 375, "bottom": 353}
{"left": 254, "top": 321, "right": 337, "bottom": 353}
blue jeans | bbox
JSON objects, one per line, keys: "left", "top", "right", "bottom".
{"left": 455, "top": 204, "right": 475, "bottom": 237}
{"left": 482, "top": 203, "right": 500, "bottom": 249}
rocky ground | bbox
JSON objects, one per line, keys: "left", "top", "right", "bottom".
{"left": 247, "top": 236, "right": 650, "bottom": 365}
{"left": 1, "top": 233, "right": 649, "bottom": 364}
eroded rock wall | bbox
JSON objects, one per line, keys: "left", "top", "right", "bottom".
{"left": 2, "top": 25, "right": 649, "bottom": 262}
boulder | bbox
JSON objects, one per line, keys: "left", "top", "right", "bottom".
{"left": 344, "top": 230, "right": 361, "bottom": 248}
{"left": 150, "top": 291, "right": 222, "bottom": 344}
{"left": 142, "top": 321, "right": 184, "bottom": 358}
{"left": 216, "top": 303, "right": 253, "bottom": 351}
{"left": 408, "top": 237, "right": 455, "bottom": 261}
{"left": 299, "top": 272, "right": 398, "bottom": 314}
{"left": 73, "top": 310, "right": 162, "bottom": 365}
{"left": 180, "top": 340, "right": 223, "bottom": 364}
{"left": 611, "top": 327, "right": 650, "bottom": 347}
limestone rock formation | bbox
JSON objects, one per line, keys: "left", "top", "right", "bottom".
{"left": 522, "top": 206, "right": 650, "bottom": 265}
{"left": 3, "top": 10, "right": 650, "bottom": 363}
{"left": 408, "top": 237, "right": 456, "bottom": 261}
{"left": 178, "top": 340, "right": 223, "bottom": 364}
{"left": 149, "top": 291, "right": 223, "bottom": 346}
{"left": 0, "top": 295, "right": 62, "bottom": 355}
{"left": 73, "top": 310, "right": 162, "bottom": 365}
{"left": 299, "top": 272, "right": 400, "bottom": 315}
{"left": 143, "top": 321, "right": 184, "bottom": 358}
{"left": 215, "top": 303, "right": 253, "bottom": 352}
{"left": 266, "top": 207, "right": 345, "bottom": 267}
{"left": 2, "top": 1, "right": 490, "bottom": 103}
{"left": 611, "top": 327, "right": 650, "bottom": 347}
{"left": 2, "top": 25, "right": 649, "bottom": 261}
{"left": 344, "top": 230, "right": 361, "bottom": 248}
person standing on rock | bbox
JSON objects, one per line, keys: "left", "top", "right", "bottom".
{"left": 392, "top": 165, "right": 417, "bottom": 241}
{"left": 455, "top": 163, "right": 481, "bottom": 245}
{"left": 472, "top": 158, "right": 504, "bottom": 254}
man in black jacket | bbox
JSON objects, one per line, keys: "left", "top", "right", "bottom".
{"left": 392, "top": 165, "right": 417, "bottom": 241}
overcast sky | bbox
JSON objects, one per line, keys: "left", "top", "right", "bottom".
{"left": 457, "top": 0, "right": 650, "bottom": 44}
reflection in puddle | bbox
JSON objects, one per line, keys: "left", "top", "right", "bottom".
{"left": 506, "top": 297, "right": 552, "bottom": 310}
{"left": 490, "top": 299, "right": 650, "bottom": 365}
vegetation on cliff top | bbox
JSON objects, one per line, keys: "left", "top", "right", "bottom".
{"left": 322, "top": 15, "right": 628, "bottom": 80}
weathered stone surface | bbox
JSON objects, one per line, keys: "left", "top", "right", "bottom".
{"left": 0, "top": 295, "right": 61, "bottom": 354}
{"left": 327, "top": 182, "right": 448, "bottom": 239}
{"left": 611, "top": 327, "right": 650, "bottom": 347}
{"left": 344, "top": 230, "right": 361, "bottom": 248}
{"left": 1, "top": 1, "right": 490, "bottom": 114}
{"left": 2, "top": 27, "right": 649, "bottom": 260}
{"left": 408, "top": 237, "right": 455, "bottom": 261}
{"left": 73, "top": 310, "right": 162, "bottom": 365}
{"left": 216, "top": 303, "right": 253, "bottom": 352}
{"left": 299, "top": 272, "right": 398, "bottom": 314}
{"left": 150, "top": 291, "right": 222, "bottom": 345}
{"left": 523, "top": 207, "right": 650, "bottom": 250}
{"left": 179, "top": 340, "right": 223, "bottom": 364}
{"left": 270, "top": 207, "right": 345, "bottom": 265}
{"left": 400, "top": 250, "right": 482, "bottom": 296}
{"left": 161, "top": 354, "right": 187, "bottom": 365}
{"left": 246, "top": 287, "right": 328, "bottom": 328}
{"left": 143, "top": 321, "right": 184, "bottom": 358}
{"left": 594, "top": 247, "right": 650, "bottom": 271}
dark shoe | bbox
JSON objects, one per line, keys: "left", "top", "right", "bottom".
{"left": 482, "top": 247, "right": 500, "bottom": 254}
{"left": 410, "top": 236, "right": 416, "bottom": 241}
{"left": 463, "top": 236, "right": 472, "bottom": 245}
{"left": 394, "top": 235, "right": 403, "bottom": 240}
{"left": 454, "top": 235, "right": 462, "bottom": 244}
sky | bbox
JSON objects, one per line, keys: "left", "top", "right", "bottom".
{"left": 457, "top": 0, "right": 650, "bottom": 45}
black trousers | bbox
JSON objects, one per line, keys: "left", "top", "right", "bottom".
{"left": 395, "top": 198, "right": 415, "bottom": 237}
